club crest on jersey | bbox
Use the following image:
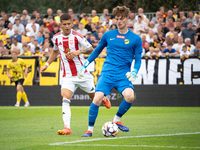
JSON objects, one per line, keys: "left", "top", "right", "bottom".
{"left": 69, "top": 40, "right": 74, "bottom": 45}
{"left": 124, "top": 39, "right": 130, "bottom": 44}
{"left": 116, "top": 35, "right": 125, "bottom": 39}
{"left": 63, "top": 47, "right": 71, "bottom": 57}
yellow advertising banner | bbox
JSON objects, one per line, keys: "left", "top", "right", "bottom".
{"left": 91, "top": 57, "right": 105, "bottom": 85}
{"left": 39, "top": 58, "right": 60, "bottom": 86}
{"left": 0, "top": 57, "right": 36, "bottom": 86}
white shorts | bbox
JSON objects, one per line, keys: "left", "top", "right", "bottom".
{"left": 61, "top": 72, "right": 95, "bottom": 93}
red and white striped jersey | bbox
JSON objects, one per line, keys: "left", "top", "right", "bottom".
{"left": 52, "top": 30, "right": 92, "bottom": 77}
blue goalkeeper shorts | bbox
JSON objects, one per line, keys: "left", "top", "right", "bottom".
{"left": 95, "top": 74, "right": 134, "bottom": 96}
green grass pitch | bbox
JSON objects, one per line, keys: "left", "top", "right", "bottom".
{"left": 0, "top": 106, "right": 200, "bottom": 150}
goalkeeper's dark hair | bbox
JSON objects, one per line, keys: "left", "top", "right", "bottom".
{"left": 60, "top": 13, "right": 71, "bottom": 22}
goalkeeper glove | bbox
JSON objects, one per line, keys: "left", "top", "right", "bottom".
{"left": 126, "top": 69, "right": 138, "bottom": 82}
{"left": 77, "top": 60, "right": 89, "bottom": 79}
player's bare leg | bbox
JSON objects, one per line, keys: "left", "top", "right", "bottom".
{"left": 82, "top": 92, "right": 104, "bottom": 137}
{"left": 113, "top": 88, "right": 134, "bottom": 132}
{"left": 87, "top": 92, "right": 111, "bottom": 109}
{"left": 57, "top": 89, "right": 73, "bottom": 135}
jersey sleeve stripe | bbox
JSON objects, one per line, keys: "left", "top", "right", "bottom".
{"left": 59, "top": 50, "right": 66, "bottom": 77}
{"left": 63, "top": 37, "right": 77, "bottom": 76}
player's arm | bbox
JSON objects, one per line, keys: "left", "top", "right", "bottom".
{"left": 40, "top": 50, "right": 59, "bottom": 74}
{"left": 24, "top": 64, "right": 28, "bottom": 77}
{"left": 126, "top": 37, "right": 142, "bottom": 82}
{"left": 6, "top": 68, "right": 11, "bottom": 79}
{"left": 68, "top": 46, "right": 94, "bottom": 59}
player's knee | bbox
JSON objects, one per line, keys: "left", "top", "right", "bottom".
{"left": 93, "top": 97, "right": 102, "bottom": 106}
{"left": 125, "top": 94, "right": 134, "bottom": 103}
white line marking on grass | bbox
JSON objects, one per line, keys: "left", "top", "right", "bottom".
{"left": 0, "top": 107, "right": 61, "bottom": 109}
{"left": 49, "top": 132, "right": 200, "bottom": 146}
{"left": 64, "top": 144, "right": 200, "bottom": 149}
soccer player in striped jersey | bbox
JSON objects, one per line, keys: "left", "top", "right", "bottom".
{"left": 78, "top": 6, "right": 143, "bottom": 137}
{"left": 40, "top": 14, "right": 111, "bottom": 135}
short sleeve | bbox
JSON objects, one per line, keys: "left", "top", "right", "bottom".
{"left": 52, "top": 36, "right": 58, "bottom": 51}
{"left": 78, "top": 37, "right": 92, "bottom": 49}
{"left": 163, "top": 49, "right": 167, "bottom": 53}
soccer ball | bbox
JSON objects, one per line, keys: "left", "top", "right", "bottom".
{"left": 102, "top": 121, "right": 118, "bottom": 137}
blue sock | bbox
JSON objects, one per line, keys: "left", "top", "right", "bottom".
{"left": 116, "top": 99, "right": 132, "bottom": 117}
{"left": 88, "top": 102, "right": 99, "bottom": 127}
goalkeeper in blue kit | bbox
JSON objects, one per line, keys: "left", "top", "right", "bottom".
{"left": 78, "top": 6, "right": 143, "bottom": 137}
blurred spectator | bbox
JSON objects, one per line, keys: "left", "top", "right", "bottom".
{"left": 13, "top": 17, "right": 25, "bottom": 35}
{"left": 11, "top": 37, "right": 22, "bottom": 51}
{"left": 149, "top": 21, "right": 157, "bottom": 33}
{"left": 80, "top": 14, "right": 89, "bottom": 27}
{"left": 19, "top": 45, "right": 31, "bottom": 56}
{"left": 191, "top": 40, "right": 200, "bottom": 56}
{"left": 46, "top": 17, "right": 57, "bottom": 32}
{"left": 180, "top": 45, "right": 190, "bottom": 59}
{"left": 159, "top": 6, "right": 167, "bottom": 21}
{"left": 85, "top": 17, "right": 92, "bottom": 32}
{"left": 29, "top": 24, "right": 38, "bottom": 38}
{"left": 3, "top": 14, "right": 10, "bottom": 29}
{"left": 21, "top": 9, "right": 31, "bottom": 23}
{"left": 77, "top": 23, "right": 88, "bottom": 36}
{"left": 27, "top": 36, "right": 35, "bottom": 52}
{"left": 155, "top": 18, "right": 163, "bottom": 28}
{"left": 68, "top": 8, "right": 74, "bottom": 16}
{"left": 4, "top": 37, "right": 11, "bottom": 52}
{"left": 55, "top": 9, "right": 62, "bottom": 23}
{"left": 2, "top": 49, "right": 10, "bottom": 57}
{"left": 0, "top": 18, "right": 6, "bottom": 30}
{"left": 50, "top": 24, "right": 60, "bottom": 40}
{"left": 175, "top": 20, "right": 181, "bottom": 33}
{"left": 157, "top": 32, "right": 164, "bottom": 44}
{"left": 179, "top": 11, "right": 185, "bottom": 19}
{"left": 150, "top": 35, "right": 159, "bottom": 48}
{"left": 161, "top": 22, "right": 169, "bottom": 36}
{"left": 196, "top": 24, "right": 200, "bottom": 41}
{"left": 9, "top": 10, "right": 17, "bottom": 24}
{"left": 151, "top": 11, "right": 161, "bottom": 24}
{"left": 20, "top": 40, "right": 27, "bottom": 53}
{"left": 181, "top": 22, "right": 196, "bottom": 45}
{"left": 43, "top": 8, "right": 54, "bottom": 20}
{"left": 192, "top": 23, "right": 197, "bottom": 32}
{"left": 110, "top": 24, "right": 117, "bottom": 30}
{"left": 6, "top": 22, "right": 14, "bottom": 37}
{"left": 145, "top": 47, "right": 155, "bottom": 59}
{"left": 20, "top": 14, "right": 28, "bottom": 28}
{"left": 134, "top": 15, "right": 147, "bottom": 35}
{"left": 166, "top": 17, "right": 176, "bottom": 29}
{"left": 11, "top": 29, "right": 21, "bottom": 43}
{"left": 101, "top": 14, "right": 112, "bottom": 28}
{"left": 186, "top": 11, "right": 195, "bottom": 24}
{"left": 163, "top": 36, "right": 172, "bottom": 47}
{"left": 172, "top": 36, "right": 184, "bottom": 54}
{"left": 26, "top": 16, "right": 39, "bottom": 37}
{"left": 0, "top": 46, "right": 3, "bottom": 57}
{"left": 91, "top": 10, "right": 99, "bottom": 24}
{"left": 154, "top": 47, "right": 162, "bottom": 57}
{"left": 93, "top": 26, "right": 100, "bottom": 39}
{"left": 181, "top": 16, "right": 187, "bottom": 28}
{"left": 36, "top": 13, "right": 44, "bottom": 27}
{"left": 136, "top": 8, "right": 147, "bottom": 20}
{"left": 32, "top": 9, "right": 37, "bottom": 17}
{"left": 146, "top": 30, "right": 154, "bottom": 43}
{"left": 0, "top": 11, "right": 5, "bottom": 20}
{"left": 165, "top": 25, "right": 175, "bottom": 39}
{"left": 0, "top": 29, "right": 10, "bottom": 44}
{"left": 100, "top": 9, "right": 109, "bottom": 21}
{"left": 144, "top": 42, "right": 150, "bottom": 53}
{"left": 166, "top": 10, "right": 175, "bottom": 22}
{"left": 156, "top": 25, "right": 162, "bottom": 34}
{"left": 162, "top": 42, "right": 177, "bottom": 55}
{"left": 194, "top": 15, "right": 200, "bottom": 26}
{"left": 128, "top": 22, "right": 134, "bottom": 31}
{"left": 184, "top": 38, "right": 195, "bottom": 54}
{"left": 73, "top": 18, "right": 80, "bottom": 31}
{"left": 37, "top": 31, "right": 44, "bottom": 47}
{"left": 128, "top": 12, "right": 136, "bottom": 23}
{"left": 172, "top": 5, "right": 180, "bottom": 21}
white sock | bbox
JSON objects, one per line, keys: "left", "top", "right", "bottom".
{"left": 16, "top": 102, "right": 20, "bottom": 104}
{"left": 62, "top": 98, "right": 71, "bottom": 129}
{"left": 113, "top": 115, "right": 121, "bottom": 122}
{"left": 88, "top": 126, "right": 93, "bottom": 132}
{"left": 25, "top": 102, "right": 29, "bottom": 104}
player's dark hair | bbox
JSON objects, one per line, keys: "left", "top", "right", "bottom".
{"left": 112, "top": 6, "right": 130, "bottom": 18}
{"left": 60, "top": 13, "right": 71, "bottom": 23}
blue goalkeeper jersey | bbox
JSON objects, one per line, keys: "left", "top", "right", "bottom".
{"left": 88, "top": 29, "right": 143, "bottom": 76}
